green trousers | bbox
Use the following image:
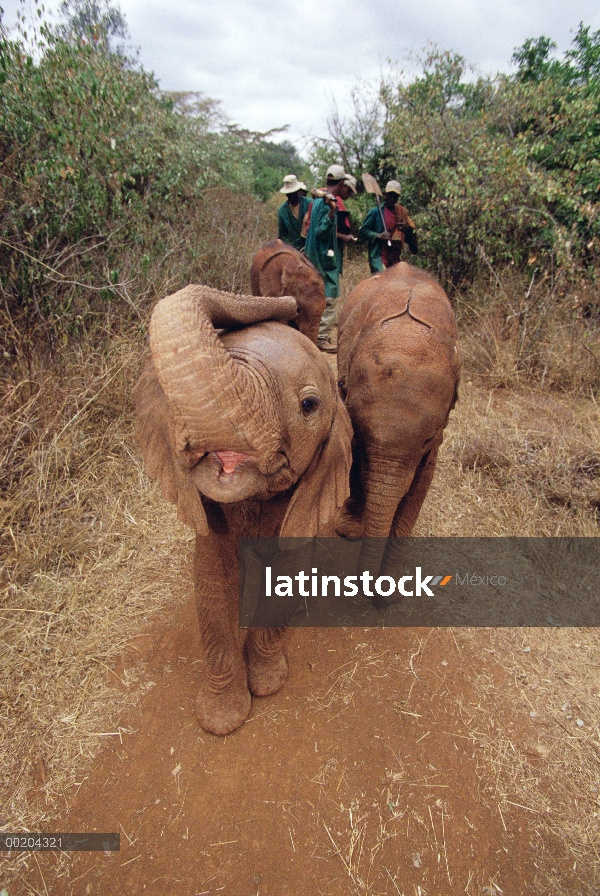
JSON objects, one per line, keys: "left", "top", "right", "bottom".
{"left": 318, "top": 270, "right": 339, "bottom": 341}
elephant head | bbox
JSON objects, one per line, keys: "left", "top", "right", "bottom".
{"left": 280, "top": 257, "right": 326, "bottom": 344}
{"left": 135, "top": 284, "right": 352, "bottom": 537}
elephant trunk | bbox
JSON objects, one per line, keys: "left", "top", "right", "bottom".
{"left": 356, "top": 454, "right": 418, "bottom": 599}
{"left": 149, "top": 286, "right": 297, "bottom": 468}
{"left": 362, "top": 453, "right": 417, "bottom": 538}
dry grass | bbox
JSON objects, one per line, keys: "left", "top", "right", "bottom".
{"left": 419, "top": 379, "right": 600, "bottom": 537}
{"left": 453, "top": 626, "right": 600, "bottom": 895}
{"left": 457, "top": 265, "right": 600, "bottom": 395}
{"left": 416, "top": 336, "right": 600, "bottom": 892}
{"left": 0, "top": 334, "right": 193, "bottom": 884}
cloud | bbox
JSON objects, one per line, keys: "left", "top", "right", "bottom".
{"left": 3, "top": 0, "right": 600, "bottom": 146}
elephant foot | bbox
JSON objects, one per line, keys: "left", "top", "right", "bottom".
{"left": 335, "top": 505, "right": 364, "bottom": 540}
{"left": 370, "top": 592, "right": 401, "bottom": 612}
{"left": 195, "top": 680, "right": 251, "bottom": 736}
{"left": 247, "top": 651, "right": 288, "bottom": 697}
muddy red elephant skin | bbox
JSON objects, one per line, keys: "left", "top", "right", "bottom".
{"left": 134, "top": 286, "right": 352, "bottom": 736}
{"left": 251, "top": 240, "right": 326, "bottom": 344}
{"left": 336, "top": 262, "right": 460, "bottom": 542}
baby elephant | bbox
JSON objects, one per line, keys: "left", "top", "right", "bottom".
{"left": 135, "top": 286, "right": 351, "bottom": 736}
{"left": 336, "top": 262, "right": 460, "bottom": 542}
{"left": 251, "top": 239, "right": 326, "bottom": 344}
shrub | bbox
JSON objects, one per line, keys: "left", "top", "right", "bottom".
{"left": 0, "top": 10, "right": 271, "bottom": 352}
{"left": 380, "top": 48, "right": 600, "bottom": 289}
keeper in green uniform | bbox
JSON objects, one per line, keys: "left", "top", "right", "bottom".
{"left": 360, "top": 179, "right": 418, "bottom": 273}
{"left": 305, "top": 164, "right": 355, "bottom": 352}
{"left": 278, "top": 175, "right": 310, "bottom": 251}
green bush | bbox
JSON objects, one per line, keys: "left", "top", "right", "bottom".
{"left": 379, "top": 46, "right": 600, "bottom": 288}
{"left": 0, "top": 8, "right": 271, "bottom": 351}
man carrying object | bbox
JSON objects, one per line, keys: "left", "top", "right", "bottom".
{"left": 360, "top": 179, "right": 418, "bottom": 273}
{"left": 305, "top": 164, "right": 356, "bottom": 353}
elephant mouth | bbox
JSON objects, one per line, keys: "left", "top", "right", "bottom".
{"left": 213, "top": 450, "right": 289, "bottom": 479}
{"left": 192, "top": 450, "right": 292, "bottom": 503}
{"left": 215, "top": 450, "right": 252, "bottom": 477}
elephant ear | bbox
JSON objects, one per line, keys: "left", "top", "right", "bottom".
{"left": 280, "top": 397, "right": 353, "bottom": 538}
{"left": 134, "top": 358, "right": 208, "bottom": 534}
{"left": 281, "top": 262, "right": 301, "bottom": 282}
{"left": 280, "top": 264, "right": 302, "bottom": 299}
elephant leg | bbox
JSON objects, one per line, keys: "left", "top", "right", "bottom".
{"left": 194, "top": 536, "right": 251, "bottom": 736}
{"left": 296, "top": 308, "right": 319, "bottom": 344}
{"left": 305, "top": 314, "right": 321, "bottom": 345}
{"left": 391, "top": 446, "right": 439, "bottom": 538}
{"left": 335, "top": 444, "right": 366, "bottom": 538}
{"left": 245, "top": 627, "right": 288, "bottom": 697}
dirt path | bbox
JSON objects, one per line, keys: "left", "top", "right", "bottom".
{"left": 14, "top": 593, "right": 574, "bottom": 896}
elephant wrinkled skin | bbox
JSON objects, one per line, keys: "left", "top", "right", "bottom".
{"left": 134, "top": 286, "right": 352, "bottom": 736}
{"left": 251, "top": 240, "right": 326, "bottom": 344}
{"left": 336, "top": 262, "right": 460, "bottom": 546}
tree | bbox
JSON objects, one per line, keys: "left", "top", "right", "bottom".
{"left": 0, "top": 8, "right": 266, "bottom": 343}
{"left": 250, "top": 138, "right": 308, "bottom": 200}
{"left": 320, "top": 32, "right": 600, "bottom": 287}
{"left": 564, "top": 23, "right": 600, "bottom": 83}
{"left": 324, "top": 81, "right": 385, "bottom": 177}
{"left": 376, "top": 51, "right": 551, "bottom": 285}
{"left": 56, "top": 0, "right": 131, "bottom": 56}
{"left": 512, "top": 37, "right": 558, "bottom": 82}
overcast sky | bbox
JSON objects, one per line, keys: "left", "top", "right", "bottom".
{"left": 3, "top": 0, "right": 600, "bottom": 149}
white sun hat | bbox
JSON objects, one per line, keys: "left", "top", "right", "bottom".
{"left": 326, "top": 164, "right": 347, "bottom": 181}
{"left": 280, "top": 174, "right": 304, "bottom": 194}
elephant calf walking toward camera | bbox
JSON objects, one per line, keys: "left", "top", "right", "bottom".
{"left": 250, "top": 240, "right": 326, "bottom": 344}
{"left": 336, "top": 262, "right": 460, "bottom": 542}
{"left": 134, "top": 286, "right": 351, "bottom": 736}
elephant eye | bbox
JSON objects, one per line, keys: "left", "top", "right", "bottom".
{"left": 301, "top": 396, "right": 319, "bottom": 416}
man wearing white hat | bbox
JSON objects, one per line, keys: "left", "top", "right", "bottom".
{"left": 360, "top": 179, "right": 418, "bottom": 273}
{"left": 278, "top": 174, "right": 311, "bottom": 251}
{"left": 305, "top": 164, "right": 356, "bottom": 352}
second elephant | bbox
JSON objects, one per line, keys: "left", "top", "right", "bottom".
{"left": 336, "top": 262, "right": 460, "bottom": 541}
{"left": 251, "top": 240, "right": 326, "bottom": 344}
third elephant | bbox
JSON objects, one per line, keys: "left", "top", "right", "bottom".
{"left": 250, "top": 240, "right": 326, "bottom": 345}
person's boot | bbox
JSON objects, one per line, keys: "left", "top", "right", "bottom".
{"left": 317, "top": 337, "right": 337, "bottom": 353}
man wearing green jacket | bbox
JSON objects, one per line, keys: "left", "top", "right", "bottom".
{"left": 360, "top": 180, "right": 418, "bottom": 273}
{"left": 278, "top": 174, "right": 310, "bottom": 251}
{"left": 305, "top": 164, "right": 355, "bottom": 352}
